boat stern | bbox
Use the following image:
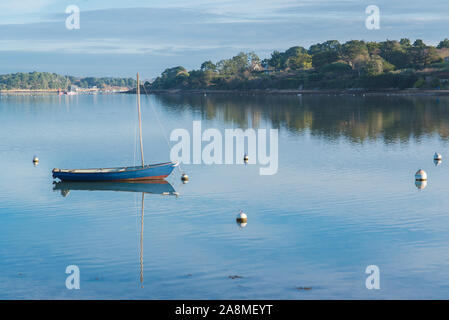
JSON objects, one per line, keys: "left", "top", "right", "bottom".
{"left": 52, "top": 168, "right": 61, "bottom": 179}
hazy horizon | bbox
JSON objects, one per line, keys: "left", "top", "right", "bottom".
{"left": 0, "top": 0, "right": 448, "bottom": 79}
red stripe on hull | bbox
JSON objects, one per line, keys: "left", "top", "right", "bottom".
{"left": 112, "top": 175, "right": 169, "bottom": 181}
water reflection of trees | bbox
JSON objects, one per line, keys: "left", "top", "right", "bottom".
{"left": 153, "top": 94, "right": 449, "bottom": 143}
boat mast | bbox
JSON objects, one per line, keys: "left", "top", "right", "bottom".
{"left": 137, "top": 73, "right": 144, "bottom": 167}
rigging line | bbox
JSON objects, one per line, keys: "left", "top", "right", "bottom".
{"left": 141, "top": 84, "right": 184, "bottom": 174}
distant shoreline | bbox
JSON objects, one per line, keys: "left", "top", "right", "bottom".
{"left": 0, "top": 89, "right": 60, "bottom": 93}
{"left": 129, "top": 88, "right": 449, "bottom": 96}
{"left": 0, "top": 89, "right": 128, "bottom": 94}
{"left": 4, "top": 88, "right": 449, "bottom": 96}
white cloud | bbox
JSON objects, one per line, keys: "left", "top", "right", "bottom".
{"left": 0, "top": 0, "right": 55, "bottom": 12}
{"left": 0, "top": 0, "right": 57, "bottom": 24}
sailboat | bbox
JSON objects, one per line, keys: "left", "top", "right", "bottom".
{"left": 52, "top": 73, "right": 178, "bottom": 182}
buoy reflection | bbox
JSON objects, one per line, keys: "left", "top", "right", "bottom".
{"left": 415, "top": 180, "right": 427, "bottom": 190}
{"left": 236, "top": 221, "right": 247, "bottom": 228}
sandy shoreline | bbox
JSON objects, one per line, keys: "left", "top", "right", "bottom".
{"left": 3, "top": 88, "right": 449, "bottom": 96}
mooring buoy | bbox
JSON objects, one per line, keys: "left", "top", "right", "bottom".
{"left": 243, "top": 154, "right": 249, "bottom": 163}
{"left": 32, "top": 156, "right": 39, "bottom": 163}
{"left": 236, "top": 210, "right": 247, "bottom": 228}
{"left": 181, "top": 173, "right": 189, "bottom": 183}
{"left": 434, "top": 152, "right": 442, "bottom": 161}
{"left": 415, "top": 169, "right": 427, "bottom": 181}
{"left": 236, "top": 210, "right": 247, "bottom": 223}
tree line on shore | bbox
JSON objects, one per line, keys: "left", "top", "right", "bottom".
{"left": 0, "top": 71, "right": 136, "bottom": 90}
{"left": 148, "top": 38, "right": 449, "bottom": 90}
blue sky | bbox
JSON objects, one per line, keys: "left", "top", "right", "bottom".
{"left": 0, "top": 0, "right": 448, "bottom": 78}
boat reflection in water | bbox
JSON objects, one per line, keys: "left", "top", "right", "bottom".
{"left": 53, "top": 180, "right": 177, "bottom": 197}
{"left": 53, "top": 179, "right": 177, "bottom": 287}
{"left": 415, "top": 180, "right": 428, "bottom": 190}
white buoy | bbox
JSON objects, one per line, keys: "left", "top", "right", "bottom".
{"left": 415, "top": 180, "right": 427, "bottom": 190}
{"left": 236, "top": 210, "right": 247, "bottom": 223}
{"left": 181, "top": 173, "right": 189, "bottom": 182}
{"left": 243, "top": 154, "right": 249, "bottom": 163}
{"left": 415, "top": 169, "right": 427, "bottom": 181}
{"left": 32, "top": 156, "right": 39, "bottom": 163}
{"left": 434, "top": 152, "right": 442, "bottom": 161}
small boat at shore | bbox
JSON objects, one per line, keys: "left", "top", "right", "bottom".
{"left": 52, "top": 73, "right": 177, "bottom": 182}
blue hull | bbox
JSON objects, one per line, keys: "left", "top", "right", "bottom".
{"left": 52, "top": 162, "right": 178, "bottom": 182}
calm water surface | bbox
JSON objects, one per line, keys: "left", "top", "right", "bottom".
{"left": 1, "top": 93, "right": 449, "bottom": 299}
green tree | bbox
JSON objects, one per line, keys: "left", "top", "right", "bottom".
{"left": 363, "top": 55, "right": 390, "bottom": 76}
{"left": 413, "top": 39, "right": 426, "bottom": 48}
{"left": 399, "top": 38, "right": 411, "bottom": 47}
{"left": 308, "top": 40, "right": 341, "bottom": 55}
{"left": 407, "top": 45, "right": 442, "bottom": 67}
{"left": 309, "top": 40, "right": 341, "bottom": 68}
{"left": 286, "top": 53, "right": 312, "bottom": 70}
{"left": 217, "top": 52, "right": 252, "bottom": 75}
{"left": 342, "top": 40, "right": 370, "bottom": 75}
{"left": 200, "top": 61, "right": 216, "bottom": 72}
{"left": 437, "top": 38, "right": 449, "bottom": 49}
{"left": 282, "top": 46, "right": 311, "bottom": 70}
{"left": 379, "top": 40, "right": 405, "bottom": 69}
{"left": 366, "top": 41, "right": 380, "bottom": 55}
{"left": 161, "top": 66, "right": 189, "bottom": 79}
{"left": 268, "top": 51, "right": 283, "bottom": 70}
